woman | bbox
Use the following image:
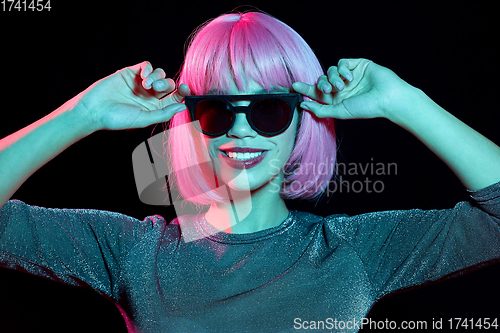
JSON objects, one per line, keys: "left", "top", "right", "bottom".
{"left": 1, "top": 10, "right": 500, "bottom": 333}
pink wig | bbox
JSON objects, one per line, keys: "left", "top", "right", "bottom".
{"left": 167, "top": 11, "right": 336, "bottom": 205}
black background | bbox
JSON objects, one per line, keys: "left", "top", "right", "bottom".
{"left": 1, "top": 1, "right": 499, "bottom": 332}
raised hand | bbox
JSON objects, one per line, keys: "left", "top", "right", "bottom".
{"left": 0, "top": 62, "right": 191, "bottom": 206}
{"left": 77, "top": 61, "right": 190, "bottom": 131}
{"left": 292, "top": 58, "right": 413, "bottom": 122}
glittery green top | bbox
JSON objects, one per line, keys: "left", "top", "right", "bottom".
{"left": 1, "top": 182, "right": 500, "bottom": 332}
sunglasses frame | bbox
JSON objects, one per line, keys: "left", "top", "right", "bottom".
{"left": 185, "top": 93, "right": 303, "bottom": 137}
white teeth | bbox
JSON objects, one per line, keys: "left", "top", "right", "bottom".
{"left": 225, "top": 151, "right": 264, "bottom": 160}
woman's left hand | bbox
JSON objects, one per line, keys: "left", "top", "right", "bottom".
{"left": 294, "top": 59, "right": 500, "bottom": 191}
{"left": 292, "top": 58, "right": 414, "bottom": 121}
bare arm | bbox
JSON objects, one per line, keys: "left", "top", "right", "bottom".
{"left": 0, "top": 61, "right": 189, "bottom": 208}
{"left": 389, "top": 86, "right": 500, "bottom": 190}
{"left": 0, "top": 99, "right": 93, "bottom": 207}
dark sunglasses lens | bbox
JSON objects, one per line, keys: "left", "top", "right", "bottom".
{"left": 251, "top": 98, "right": 291, "bottom": 134}
{"left": 194, "top": 100, "right": 233, "bottom": 135}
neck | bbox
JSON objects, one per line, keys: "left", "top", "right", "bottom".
{"left": 204, "top": 177, "right": 289, "bottom": 234}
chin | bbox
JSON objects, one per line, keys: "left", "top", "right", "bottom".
{"left": 219, "top": 169, "right": 283, "bottom": 197}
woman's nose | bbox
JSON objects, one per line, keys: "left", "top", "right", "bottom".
{"left": 227, "top": 112, "right": 258, "bottom": 138}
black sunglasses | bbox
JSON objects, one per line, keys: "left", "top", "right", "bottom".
{"left": 185, "top": 93, "right": 303, "bottom": 137}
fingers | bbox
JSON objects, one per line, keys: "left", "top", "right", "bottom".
{"left": 293, "top": 58, "right": 379, "bottom": 120}
{"left": 159, "top": 83, "right": 190, "bottom": 110}
{"left": 318, "top": 75, "right": 333, "bottom": 94}
{"left": 293, "top": 58, "right": 355, "bottom": 100}
{"left": 337, "top": 59, "right": 353, "bottom": 82}
{"left": 292, "top": 74, "right": 340, "bottom": 107}
{"left": 326, "top": 60, "right": 354, "bottom": 93}
{"left": 292, "top": 81, "right": 332, "bottom": 104}
{"left": 138, "top": 61, "right": 171, "bottom": 91}
{"left": 292, "top": 81, "right": 318, "bottom": 99}
{"left": 151, "top": 78, "right": 175, "bottom": 94}
{"left": 176, "top": 84, "right": 191, "bottom": 101}
{"left": 140, "top": 61, "right": 153, "bottom": 79}
{"left": 293, "top": 58, "right": 358, "bottom": 107}
{"left": 137, "top": 61, "right": 191, "bottom": 109}
{"left": 142, "top": 67, "right": 166, "bottom": 90}
{"left": 136, "top": 61, "right": 180, "bottom": 101}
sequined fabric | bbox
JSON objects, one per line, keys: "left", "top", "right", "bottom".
{"left": 1, "top": 182, "right": 500, "bottom": 332}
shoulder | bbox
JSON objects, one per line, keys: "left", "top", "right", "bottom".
{"left": 1, "top": 199, "right": 173, "bottom": 240}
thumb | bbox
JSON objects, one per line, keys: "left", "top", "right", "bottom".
{"left": 301, "top": 100, "right": 355, "bottom": 119}
{"left": 340, "top": 91, "right": 381, "bottom": 119}
{"left": 151, "top": 103, "right": 188, "bottom": 126}
{"left": 130, "top": 103, "right": 187, "bottom": 129}
{"left": 301, "top": 91, "right": 381, "bottom": 120}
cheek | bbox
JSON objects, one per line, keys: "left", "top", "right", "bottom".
{"left": 269, "top": 118, "right": 299, "bottom": 174}
{"left": 204, "top": 137, "right": 219, "bottom": 159}
{"left": 198, "top": 137, "right": 224, "bottom": 179}
{"left": 278, "top": 134, "right": 295, "bottom": 160}
{"left": 279, "top": 113, "right": 299, "bottom": 157}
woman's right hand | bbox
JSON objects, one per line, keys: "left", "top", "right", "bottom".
{"left": 77, "top": 61, "right": 189, "bottom": 131}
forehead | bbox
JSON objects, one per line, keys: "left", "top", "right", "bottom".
{"left": 208, "top": 77, "right": 290, "bottom": 95}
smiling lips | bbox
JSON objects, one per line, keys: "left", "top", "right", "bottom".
{"left": 219, "top": 147, "right": 268, "bottom": 169}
